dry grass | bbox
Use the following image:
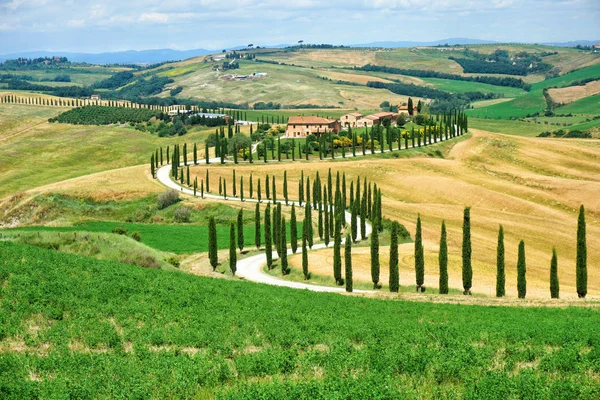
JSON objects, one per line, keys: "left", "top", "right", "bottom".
{"left": 190, "top": 130, "right": 600, "bottom": 299}
{"left": 548, "top": 80, "right": 600, "bottom": 105}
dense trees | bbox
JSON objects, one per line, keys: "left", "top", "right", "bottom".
{"left": 576, "top": 205, "right": 587, "bottom": 298}
{"left": 49, "top": 106, "right": 161, "bottom": 125}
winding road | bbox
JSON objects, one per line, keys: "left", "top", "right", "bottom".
{"left": 157, "top": 157, "right": 373, "bottom": 293}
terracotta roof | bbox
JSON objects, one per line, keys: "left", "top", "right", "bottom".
{"left": 372, "top": 112, "right": 397, "bottom": 118}
{"left": 348, "top": 112, "right": 363, "bottom": 117}
{"left": 287, "top": 116, "right": 336, "bottom": 125}
{"left": 359, "top": 115, "right": 379, "bottom": 121}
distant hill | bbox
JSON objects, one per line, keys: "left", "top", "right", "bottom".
{"left": 542, "top": 40, "right": 600, "bottom": 47}
{"left": 350, "top": 38, "right": 497, "bottom": 48}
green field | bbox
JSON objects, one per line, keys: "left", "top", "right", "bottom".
{"left": 3, "top": 219, "right": 301, "bottom": 254}
{"left": 557, "top": 93, "right": 600, "bottom": 115}
{"left": 420, "top": 77, "right": 527, "bottom": 97}
{"left": 1, "top": 241, "right": 599, "bottom": 398}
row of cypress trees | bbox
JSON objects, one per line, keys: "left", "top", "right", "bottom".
{"left": 414, "top": 205, "right": 588, "bottom": 299}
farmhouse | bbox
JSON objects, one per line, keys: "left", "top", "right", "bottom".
{"left": 398, "top": 104, "right": 418, "bottom": 116}
{"left": 285, "top": 116, "right": 340, "bottom": 138}
{"left": 90, "top": 94, "right": 101, "bottom": 101}
{"left": 355, "top": 115, "right": 379, "bottom": 128}
{"left": 339, "top": 112, "right": 364, "bottom": 128}
{"left": 371, "top": 112, "right": 398, "bottom": 123}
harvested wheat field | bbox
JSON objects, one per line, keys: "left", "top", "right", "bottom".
{"left": 548, "top": 80, "right": 600, "bottom": 105}
{"left": 190, "top": 129, "right": 600, "bottom": 299}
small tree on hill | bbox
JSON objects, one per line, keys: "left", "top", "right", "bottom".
{"left": 415, "top": 214, "right": 424, "bottom": 292}
{"left": 345, "top": 233, "right": 353, "bottom": 293}
{"left": 439, "top": 221, "right": 448, "bottom": 294}
{"left": 462, "top": 207, "right": 472, "bottom": 295}
{"left": 576, "top": 205, "right": 587, "bottom": 298}
{"left": 496, "top": 225, "right": 505, "bottom": 298}
{"left": 371, "top": 217, "right": 380, "bottom": 289}
{"left": 550, "top": 247, "right": 559, "bottom": 299}
{"left": 229, "top": 222, "right": 237, "bottom": 275}
{"left": 389, "top": 221, "right": 399, "bottom": 293}
{"left": 208, "top": 217, "right": 218, "bottom": 271}
{"left": 517, "top": 240, "right": 527, "bottom": 299}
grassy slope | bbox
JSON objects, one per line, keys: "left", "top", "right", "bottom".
{"left": 1, "top": 241, "right": 599, "bottom": 399}
{"left": 0, "top": 103, "right": 213, "bottom": 196}
{"left": 467, "top": 64, "right": 600, "bottom": 119}
{"left": 557, "top": 93, "right": 600, "bottom": 115}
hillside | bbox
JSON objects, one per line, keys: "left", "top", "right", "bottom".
{"left": 1, "top": 241, "right": 599, "bottom": 398}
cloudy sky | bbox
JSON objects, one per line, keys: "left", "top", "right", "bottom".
{"left": 1, "top": 0, "right": 599, "bottom": 54}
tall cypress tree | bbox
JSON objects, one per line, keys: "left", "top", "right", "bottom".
{"left": 576, "top": 205, "right": 587, "bottom": 298}
{"left": 333, "top": 216, "right": 342, "bottom": 285}
{"left": 193, "top": 143, "right": 198, "bottom": 165}
{"left": 208, "top": 217, "right": 218, "bottom": 271}
{"left": 462, "top": 207, "right": 472, "bottom": 295}
{"left": 273, "top": 204, "right": 281, "bottom": 257}
{"left": 305, "top": 201, "right": 313, "bottom": 248}
{"left": 415, "top": 214, "right": 424, "bottom": 292}
{"left": 206, "top": 170, "right": 210, "bottom": 192}
{"left": 272, "top": 175, "right": 276, "bottom": 205}
{"left": 265, "top": 174, "right": 270, "bottom": 200}
{"left": 232, "top": 170, "right": 237, "bottom": 197}
{"left": 150, "top": 154, "right": 155, "bottom": 178}
{"left": 517, "top": 240, "right": 527, "bottom": 299}
{"left": 249, "top": 173, "right": 253, "bottom": 199}
{"left": 280, "top": 216, "right": 289, "bottom": 275}
{"left": 389, "top": 221, "right": 399, "bottom": 293}
{"left": 290, "top": 203, "right": 298, "bottom": 254}
{"left": 229, "top": 222, "right": 237, "bottom": 275}
{"left": 371, "top": 216, "right": 380, "bottom": 289}
{"left": 255, "top": 203, "right": 261, "bottom": 249}
{"left": 318, "top": 198, "right": 324, "bottom": 240}
{"left": 302, "top": 235, "right": 309, "bottom": 280}
{"left": 237, "top": 209, "right": 244, "bottom": 251}
{"left": 345, "top": 233, "right": 353, "bottom": 293}
{"left": 324, "top": 195, "right": 330, "bottom": 246}
{"left": 496, "top": 225, "right": 505, "bottom": 298}
{"left": 265, "top": 205, "right": 272, "bottom": 269}
{"left": 283, "top": 171, "right": 288, "bottom": 205}
{"left": 299, "top": 171, "right": 304, "bottom": 206}
{"left": 360, "top": 184, "right": 367, "bottom": 240}
{"left": 351, "top": 195, "right": 358, "bottom": 242}
{"left": 550, "top": 247, "right": 559, "bottom": 299}
{"left": 439, "top": 221, "right": 448, "bottom": 294}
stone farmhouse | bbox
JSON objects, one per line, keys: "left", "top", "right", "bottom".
{"left": 285, "top": 116, "right": 340, "bottom": 138}
{"left": 339, "top": 112, "right": 364, "bottom": 128}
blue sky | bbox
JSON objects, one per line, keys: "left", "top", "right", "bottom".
{"left": 0, "top": 0, "right": 599, "bottom": 54}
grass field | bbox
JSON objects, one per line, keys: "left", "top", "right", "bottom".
{"left": 557, "top": 93, "right": 600, "bottom": 115}
{"left": 1, "top": 241, "right": 599, "bottom": 398}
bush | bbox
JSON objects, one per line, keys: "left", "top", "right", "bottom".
{"left": 166, "top": 256, "right": 180, "bottom": 268}
{"left": 173, "top": 207, "right": 191, "bottom": 223}
{"left": 112, "top": 226, "right": 128, "bottom": 235}
{"left": 157, "top": 190, "right": 180, "bottom": 210}
{"left": 130, "top": 232, "right": 141, "bottom": 242}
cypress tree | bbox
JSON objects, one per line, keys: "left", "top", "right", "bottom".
{"left": 219, "top": 176, "right": 222, "bottom": 195}
{"left": 305, "top": 202, "right": 313, "bottom": 248}
{"left": 265, "top": 204, "right": 272, "bottom": 269}
{"left": 517, "top": 240, "right": 527, "bottom": 299}
{"left": 206, "top": 170, "right": 210, "bottom": 192}
{"left": 371, "top": 216, "right": 380, "bottom": 289}
{"left": 351, "top": 194, "right": 358, "bottom": 242}
{"left": 265, "top": 174, "right": 270, "bottom": 199}
{"left": 263, "top": 142, "right": 267, "bottom": 163}
{"left": 324, "top": 195, "right": 330, "bottom": 246}
{"left": 333, "top": 216, "right": 342, "bottom": 285}
{"left": 280, "top": 216, "right": 289, "bottom": 275}
{"left": 272, "top": 175, "right": 276, "bottom": 204}
{"left": 550, "top": 247, "right": 559, "bottom": 299}
{"left": 255, "top": 203, "right": 261, "bottom": 249}
{"left": 415, "top": 214, "right": 424, "bottom": 292}
{"left": 291, "top": 204, "right": 298, "bottom": 254}
{"left": 232, "top": 170, "right": 237, "bottom": 197}
{"left": 306, "top": 176, "right": 311, "bottom": 207}
{"left": 186, "top": 166, "right": 190, "bottom": 186}
{"left": 208, "top": 217, "right": 218, "bottom": 271}
{"left": 496, "top": 225, "right": 505, "bottom": 298}
{"left": 302, "top": 235, "right": 309, "bottom": 280}
{"left": 193, "top": 143, "right": 198, "bottom": 165}
{"left": 283, "top": 171, "right": 288, "bottom": 205}
{"left": 299, "top": 171, "right": 304, "bottom": 206}
{"left": 257, "top": 178, "right": 262, "bottom": 203}
{"left": 150, "top": 154, "right": 155, "bottom": 178}
{"left": 223, "top": 179, "right": 227, "bottom": 199}
{"left": 201, "top": 180, "right": 204, "bottom": 198}
{"left": 273, "top": 204, "right": 281, "bottom": 257}
{"left": 576, "top": 205, "right": 587, "bottom": 298}
{"left": 345, "top": 233, "right": 353, "bottom": 293}
{"left": 462, "top": 207, "right": 472, "bottom": 295}
{"left": 229, "top": 222, "right": 237, "bottom": 275}
{"left": 389, "top": 221, "right": 399, "bottom": 293}
{"left": 183, "top": 143, "right": 188, "bottom": 165}
{"left": 237, "top": 209, "right": 244, "bottom": 251}
{"left": 439, "top": 221, "right": 448, "bottom": 294}
{"left": 277, "top": 137, "right": 281, "bottom": 162}
{"left": 360, "top": 184, "right": 367, "bottom": 240}
{"left": 342, "top": 173, "right": 347, "bottom": 211}
{"left": 318, "top": 198, "right": 324, "bottom": 240}
{"left": 249, "top": 173, "right": 253, "bottom": 199}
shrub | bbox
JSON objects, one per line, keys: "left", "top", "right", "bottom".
{"left": 157, "top": 190, "right": 180, "bottom": 210}
{"left": 173, "top": 207, "right": 191, "bottom": 223}
{"left": 166, "top": 256, "right": 180, "bottom": 268}
{"left": 130, "top": 232, "right": 141, "bottom": 242}
{"left": 112, "top": 226, "right": 128, "bottom": 235}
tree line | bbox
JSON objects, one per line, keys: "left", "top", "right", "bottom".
{"left": 355, "top": 64, "right": 531, "bottom": 90}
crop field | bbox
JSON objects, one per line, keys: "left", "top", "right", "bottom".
{"left": 1, "top": 241, "right": 599, "bottom": 398}
{"left": 557, "top": 93, "right": 600, "bottom": 115}
{"left": 419, "top": 77, "right": 526, "bottom": 97}
{"left": 189, "top": 129, "right": 600, "bottom": 299}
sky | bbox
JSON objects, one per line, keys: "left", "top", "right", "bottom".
{"left": 0, "top": 0, "right": 599, "bottom": 54}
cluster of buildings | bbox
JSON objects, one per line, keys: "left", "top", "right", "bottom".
{"left": 284, "top": 105, "right": 418, "bottom": 138}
